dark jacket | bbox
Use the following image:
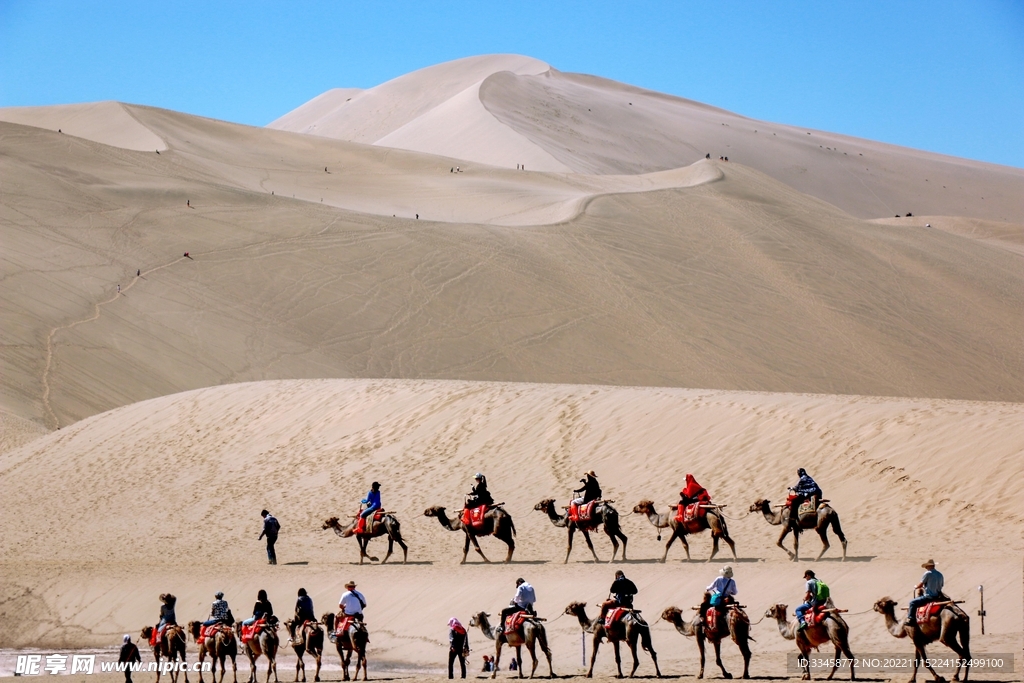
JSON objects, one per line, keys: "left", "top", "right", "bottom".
{"left": 252, "top": 600, "right": 273, "bottom": 620}
{"left": 159, "top": 603, "right": 177, "bottom": 625}
{"left": 793, "top": 474, "right": 822, "bottom": 498}
{"left": 610, "top": 577, "right": 638, "bottom": 604}
{"left": 449, "top": 628, "right": 467, "bottom": 653}
{"left": 574, "top": 476, "right": 602, "bottom": 503}
{"left": 260, "top": 515, "right": 280, "bottom": 540}
{"left": 468, "top": 480, "right": 494, "bottom": 507}
{"left": 119, "top": 642, "right": 141, "bottom": 664}
{"left": 295, "top": 596, "right": 315, "bottom": 623}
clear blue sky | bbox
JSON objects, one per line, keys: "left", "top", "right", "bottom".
{"left": 2, "top": 1, "right": 1022, "bottom": 168}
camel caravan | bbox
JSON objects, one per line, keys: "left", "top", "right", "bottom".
{"left": 138, "top": 557, "right": 973, "bottom": 682}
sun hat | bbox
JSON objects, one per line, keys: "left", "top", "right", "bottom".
{"left": 922, "top": 559, "right": 936, "bottom": 569}
{"left": 345, "top": 580, "right": 357, "bottom": 588}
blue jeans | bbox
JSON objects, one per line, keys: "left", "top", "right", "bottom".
{"left": 795, "top": 600, "right": 818, "bottom": 625}
{"left": 202, "top": 618, "right": 225, "bottom": 627}
{"left": 265, "top": 535, "right": 277, "bottom": 564}
{"left": 360, "top": 505, "right": 380, "bottom": 519}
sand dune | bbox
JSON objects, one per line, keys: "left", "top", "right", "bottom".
{"left": 0, "top": 379, "right": 1019, "bottom": 673}
{"left": 0, "top": 101, "right": 167, "bottom": 152}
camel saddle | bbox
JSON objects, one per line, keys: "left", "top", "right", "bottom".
{"left": 569, "top": 500, "right": 598, "bottom": 526}
{"left": 354, "top": 510, "right": 384, "bottom": 535}
{"left": 240, "top": 617, "right": 268, "bottom": 644}
{"left": 915, "top": 602, "right": 944, "bottom": 623}
{"left": 197, "top": 623, "right": 230, "bottom": 646}
{"left": 149, "top": 623, "right": 168, "bottom": 646}
{"left": 604, "top": 607, "right": 628, "bottom": 629}
{"left": 806, "top": 605, "right": 831, "bottom": 627}
{"left": 334, "top": 615, "right": 355, "bottom": 637}
{"left": 462, "top": 505, "right": 489, "bottom": 530}
{"left": 675, "top": 503, "right": 706, "bottom": 533}
{"left": 504, "top": 611, "right": 530, "bottom": 635}
{"left": 704, "top": 606, "right": 720, "bottom": 632}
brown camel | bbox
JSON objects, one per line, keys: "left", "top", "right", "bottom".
{"left": 749, "top": 499, "right": 847, "bottom": 561}
{"left": 236, "top": 621, "right": 279, "bottom": 683}
{"left": 469, "top": 610, "right": 554, "bottom": 679}
{"left": 322, "top": 612, "right": 368, "bottom": 681}
{"left": 661, "top": 604, "right": 752, "bottom": 679}
{"left": 188, "top": 621, "right": 238, "bottom": 683}
{"left": 141, "top": 625, "right": 189, "bottom": 683}
{"left": 423, "top": 505, "right": 516, "bottom": 563}
{"left": 632, "top": 500, "right": 737, "bottom": 562}
{"left": 323, "top": 512, "right": 408, "bottom": 564}
{"left": 284, "top": 619, "right": 323, "bottom": 682}
{"left": 765, "top": 604, "right": 855, "bottom": 680}
{"left": 873, "top": 597, "right": 970, "bottom": 682}
{"left": 534, "top": 498, "right": 628, "bottom": 563}
{"left": 564, "top": 601, "right": 661, "bottom": 679}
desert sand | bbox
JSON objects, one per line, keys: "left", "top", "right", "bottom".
{"left": 0, "top": 54, "right": 1021, "bottom": 679}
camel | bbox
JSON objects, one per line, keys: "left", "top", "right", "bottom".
{"left": 749, "top": 499, "right": 847, "bottom": 561}
{"left": 323, "top": 512, "right": 408, "bottom": 564}
{"left": 469, "top": 610, "right": 554, "bottom": 679}
{"left": 141, "top": 624, "right": 189, "bottom": 683}
{"left": 873, "top": 597, "right": 970, "bottom": 682}
{"left": 765, "top": 604, "right": 855, "bottom": 680}
{"left": 534, "top": 498, "right": 628, "bottom": 563}
{"left": 632, "top": 500, "right": 737, "bottom": 562}
{"left": 284, "top": 619, "right": 323, "bottom": 682}
{"left": 423, "top": 505, "right": 516, "bottom": 563}
{"left": 236, "top": 621, "right": 279, "bottom": 683}
{"left": 322, "top": 612, "right": 368, "bottom": 681}
{"left": 661, "top": 604, "right": 752, "bottom": 679}
{"left": 188, "top": 621, "right": 238, "bottom": 683}
{"left": 564, "top": 601, "right": 661, "bottom": 679}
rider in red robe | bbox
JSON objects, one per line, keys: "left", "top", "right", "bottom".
{"left": 679, "top": 474, "right": 712, "bottom": 506}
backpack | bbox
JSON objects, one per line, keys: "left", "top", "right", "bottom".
{"left": 814, "top": 580, "right": 830, "bottom": 602}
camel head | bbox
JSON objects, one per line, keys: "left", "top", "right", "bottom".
{"left": 633, "top": 499, "right": 657, "bottom": 515}
{"left": 187, "top": 621, "right": 202, "bottom": 641}
{"left": 140, "top": 626, "right": 153, "bottom": 641}
{"left": 873, "top": 597, "right": 897, "bottom": 615}
{"left": 467, "top": 612, "right": 490, "bottom": 629}
{"left": 564, "top": 601, "right": 587, "bottom": 617}
{"left": 321, "top": 612, "right": 335, "bottom": 631}
{"left": 661, "top": 606, "right": 684, "bottom": 623}
{"left": 765, "top": 604, "right": 788, "bottom": 621}
{"left": 750, "top": 499, "right": 769, "bottom": 513}
{"left": 423, "top": 505, "right": 446, "bottom": 518}
{"left": 534, "top": 498, "right": 556, "bottom": 512}
{"left": 322, "top": 517, "right": 340, "bottom": 530}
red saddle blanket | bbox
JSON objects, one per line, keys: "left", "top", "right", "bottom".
{"left": 149, "top": 624, "right": 167, "bottom": 646}
{"left": 806, "top": 606, "right": 829, "bottom": 627}
{"left": 197, "top": 624, "right": 229, "bottom": 646}
{"left": 504, "top": 611, "right": 529, "bottom": 635}
{"left": 461, "top": 505, "right": 488, "bottom": 530}
{"left": 604, "top": 607, "right": 627, "bottom": 629}
{"left": 675, "top": 503, "right": 705, "bottom": 532}
{"left": 240, "top": 618, "right": 267, "bottom": 644}
{"left": 915, "top": 602, "right": 943, "bottom": 623}
{"left": 569, "top": 501, "right": 597, "bottom": 525}
{"left": 334, "top": 615, "right": 354, "bottom": 637}
{"left": 354, "top": 510, "right": 384, "bottom": 535}
{"left": 704, "top": 607, "right": 719, "bottom": 632}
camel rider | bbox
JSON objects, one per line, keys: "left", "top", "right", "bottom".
{"left": 572, "top": 470, "right": 602, "bottom": 505}
{"left": 788, "top": 468, "right": 823, "bottom": 521}
{"left": 500, "top": 578, "right": 537, "bottom": 630}
{"left": 360, "top": 481, "right": 382, "bottom": 519}
{"left": 339, "top": 580, "right": 367, "bottom": 621}
{"left": 679, "top": 474, "right": 712, "bottom": 506}
{"left": 203, "top": 592, "right": 231, "bottom": 627}
{"left": 599, "top": 570, "right": 638, "bottom": 622}
{"left": 703, "top": 566, "right": 737, "bottom": 617}
{"left": 796, "top": 570, "right": 829, "bottom": 630}
{"left": 906, "top": 559, "right": 944, "bottom": 626}
{"left": 295, "top": 588, "right": 316, "bottom": 624}
{"left": 243, "top": 589, "right": 273, "bottom": 626}
{"left": 157, "top": 593, "right": 177, "bottom": 630}
{"left": 466, "top": 473, "right": 494, "bottom": 509}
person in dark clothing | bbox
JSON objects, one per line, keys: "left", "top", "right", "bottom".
{"left": 572, "top": 470, "right": 602, "bottom": 505}
{"left": 259, "top": 510, "right": 280, "bottom": 564}
{"left": 465, "top": 473, "right": 494, "bottom": 508}
{"left": 243, "top": 589, "right": 273, "bottom": 626}
{"left": 290, "top": 588, "right": 316, "bottom": 639}
{"left": 599, "top": 570, "right": 638, "bottom": 622}
{"left": 447, "top": 617, "right": 469, "bottom": 679}
{"left": 157, "top": 593, "right": 177, "bottom": 629}
{"left": 788, "top": 468, "right": 823, "bottom": 522}
{"left": 119, "top": 635, "right": 141, "bottom": 683}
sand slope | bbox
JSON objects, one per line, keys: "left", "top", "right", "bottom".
{"left": 0, "top": 379, "right": 1020, "bottom": 672}
{"left": 2, "top": 112, "right": 1023, "bottom": 430}
{"left": 0, "top": 101, "right": 167, "bottom": 151}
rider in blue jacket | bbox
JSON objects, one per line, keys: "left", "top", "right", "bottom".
{"left": 360, "top": 482, "right": 382, "bottom": 519}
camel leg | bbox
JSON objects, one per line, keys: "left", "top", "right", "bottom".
{"left": 778, "top": 526, "right": 796, "bottom": 560}
{"left": 815, "top": 521, "right": 831, "bottom": 560}
{"left": 582, "top": 529, "right": 600, "bottom": 562}
{"left": 381, "top": 535, "right": 394, "bottom": 564}
{"left": 792, "top": 529, "right": 801, "bottom": 562}
{"left": 231, "top": 654, "right": 238, "bottom": 683}
{"left": 680, "top": 533, "right": 692, "bottom": 561}
{"left": 612, "top": 639, "right": 624, "bottom": 678}
{"left": 709, "top": 534, "right": 721, "bottom": 562}
{"left": 524, "top": 641, "right": 535, "bottom": 678}
{"left": 538, "top": 627, "right": 555, "bottom": 678}
{"left": 155, "top": 650, "right": 162, "bottom": 683}
{"left": 939, "top": 625, "right": 970, "bottom": 682}
{"left": 725, "top": 534, "right": 738, "bottom": 561}
{"left": 197, "top": 649, "right": 206, "bottom": 683}
{"left": 491, "top": 640, "right": 503, "bottom": 680}
{"left": 498, "top": 525, "right": 516, "bottom": 563}
{"left": 661, "top": 530, "right": 679, "bottom": 563}
{"left": 736, "top": 634, "right": 752, "bottom": 679}
{"left": 713, "top": 639, "right": 732, "bottom": 679}
{"left": 565, "top": 525, "right": 576, "bottom": 563}
{"left": 697, "top": 633, "right": 707, "bottom": 679}
{"left": 917, "top": 643, "right": 946, "bottom": 682}
{"left": 587, "top": 635, "right": 601, "bottom": 678}
{"left": 828, "top": 514, "right": 848, "bottom": 561}
{"left": 396, "top": 533, "right": 409, "bottom": 563}
{"left": 515, "top": 644, "right": 525, "bottom": 679}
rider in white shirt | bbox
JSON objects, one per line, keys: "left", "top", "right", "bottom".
{"left": 338, "top": 580, "right": 367, "bottom": 620}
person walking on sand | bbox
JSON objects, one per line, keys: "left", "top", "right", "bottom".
{"left": 117, "top": 284, "right": 121, "bottom": 294}
{"left": 119, "top": 634, "right": 141, "bottom": 683}
{"left": 447, "top": 617, "right": 469, "bottom": 679}
{"left": 259, "top": 509, "right": 280, "bottom": 565}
